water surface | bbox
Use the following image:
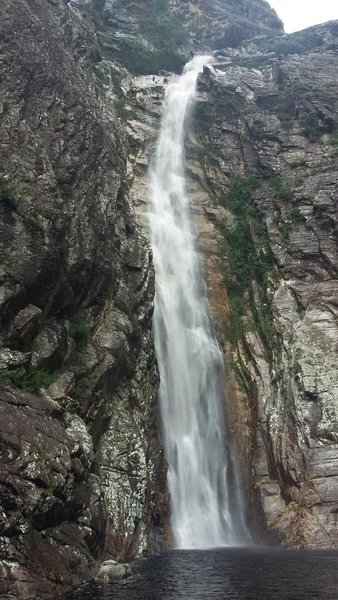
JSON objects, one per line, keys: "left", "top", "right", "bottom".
{"left": 64, "top": 547, "right": 338, "bottom": 599}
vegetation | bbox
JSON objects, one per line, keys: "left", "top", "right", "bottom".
{"left": 299, "top": 111, "right": 322, "bottom": 141}
{"left": 139, "top": 0, "right": 187, "bottom": 73}
{"left": 192, "top": 102, "right": 216, "bottom": 134}
{"left": 256, "top": 30, "right": 324, "bottom": 57}
{"left": 315, "top": 210, "right": 335, "bottom": 229}
{"left": 69, "top": 309, "right": 91, "bottom": 341}
{"left": 87, "top": 0, "right": 187, "bottom": 76}
{"left": 0, "top": 367, "right": 57, "bottom": 392}
{"left": 0, "top": 174, "right": 36, "bottom": 211}
{"left": 270, "top": 176, "right": 293, "bottom": 202}
{"left": 326, "top": 131, "right": 338, "bottom": 151}
{"left": 218, "top": 177, "right": 276, "bottom": 351}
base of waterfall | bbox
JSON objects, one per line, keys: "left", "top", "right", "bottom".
{"left": 64, "top": 546, "right": 338, "bottom": 599}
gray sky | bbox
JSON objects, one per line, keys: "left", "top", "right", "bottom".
{"left": 267, "top": 0, "right": 338, "bottom": 33}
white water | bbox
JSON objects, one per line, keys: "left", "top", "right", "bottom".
{"left": 149, "top": 57, "right": 249, "bottom": 549}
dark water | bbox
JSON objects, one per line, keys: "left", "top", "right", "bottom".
{"left": 63, "top": 547, "right": 338, "bottom": 600}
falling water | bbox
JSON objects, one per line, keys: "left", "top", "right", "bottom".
{"left": 149, "top": 56, "right": 249, "bottom": 549}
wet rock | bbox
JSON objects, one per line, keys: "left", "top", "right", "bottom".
{"left": 10, "top": 305, "right": 42, "bottom": 348}
{"left": 94, "top": 559, "right": 132, "bottom": 583}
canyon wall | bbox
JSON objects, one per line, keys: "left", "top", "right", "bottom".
{"left": 0, "top": 0, "right": 337, "bottom": 597}
{"left": 192, "top": 22, "right": 338, "bottom": 546}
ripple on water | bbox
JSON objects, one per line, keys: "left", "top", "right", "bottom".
{"left": 63, "top": 547, "right": 338, "bottom": 600}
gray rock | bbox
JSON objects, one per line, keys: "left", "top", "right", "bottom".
{"left": 95, "top": 560, "right": 132, "bottom": 583}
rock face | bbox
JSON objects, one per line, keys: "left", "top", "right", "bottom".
{"left": 192, "top": 22, "right": 338, "bottom": 547}
{"left": 106, "top": 1, "right": 338, "bottom": 548}
{"left": 1, "top": 0, "right": 337, "bottom": 596}
{"left": 0, "top": 1, "right": 167, "bottom": 597}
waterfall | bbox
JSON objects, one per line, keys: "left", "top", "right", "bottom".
{"left": 148, "top": 56, "right": 249, "bottom": 549}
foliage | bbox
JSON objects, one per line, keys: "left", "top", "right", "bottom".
{"left": 69, "top": 309, "right": 91, "bottom": 340}
{"left": 140, "top": 0, "right": 186, "bottom": 53}
{"left": 91, "top": 0, "right": 187, "bottom": 75}
{"left": 270, "top": 176, "right": 293, "bottom": 201}
{"left": 0, "top": 367, "right": 57, "bottom": 392}
{"left": 290, "top": 206, "right": 301, "bottom": 220}
{"left": 0, "top": 174, "right": 36, "bottom": 211}
{"left": 115, "top": 37, "right": 186, "bottom": 76}
{"left": 279, "top": 220, "right": 292, "bottom": 240}
{"left": 256, "top": 30, "right": 324, "bottom": 57}
{"left": 299, "top": 112, "right": 322, "bottom": 141}
{"left": 315, "top": 211, "right": 335, "bottom": 229}
{"left": 327, "top": 131, "right": 338, "bottom": 148}
{"left": 219, "top": 177, "right": 276, "bottom": 350}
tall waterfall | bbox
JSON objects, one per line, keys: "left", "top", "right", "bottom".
{"left": 149, "top": 56, "right": 249, "bottom": 549}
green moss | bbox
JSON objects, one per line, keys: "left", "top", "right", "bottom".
{"left": 316, "top": 212, "right": 335, "bottom": 229}
{"left": 299, "top": 112, "right": 322, "bottom": 141}
{"left": 139, "top": 0, "right": 187, "bottom": 54}
{"left": 69, "top": 309, "right": 91, "bottom": 341}
{"left": 326, "top": 131, "right": 338, "bottom": 147}
{"left": 279, "top": 220, "right": 292, "bottom": 239}
{"left": 0, "top": 367, "right": 57, "bottom": 392}
{"left": 233, "top": 351, "right": 257, "bottom": 400}
{"left": 218, "top": 177, "right": 277, "bottom": 351}
{"left": 0, "top": 175, "right": 36, "bottom": 211}
{"left": 192, "top": 102, "right": 215, "bottom": 134}
{"left": 270, "top": 176, "right": 293, "bottom": 201}
{"left": 115, "top": 37, "right": 186, "bottom": 76}
{"left": 290, "top": 206, "right": 301, "bottom": 220}
{"left": 91, "top": 0, "right": 187, "bottom": 75}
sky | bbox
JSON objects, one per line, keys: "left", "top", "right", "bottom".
{"left": 267, "top": 0, "right": 338, "bottom": 33}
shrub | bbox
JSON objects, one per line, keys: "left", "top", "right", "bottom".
{"left": 69, "top": 309, "right": 91, "bottom": 340}
{"left": 0, "top": 367, "right": 57, "bottom": 392}
{"left": 270, "top": 176, "right": 293, "bottom": 201}
{"left": 219, "top": 177, "right": 276, "bottom": 349}
{"left": 299, "top": 112, "right": 322, "bottom": 141}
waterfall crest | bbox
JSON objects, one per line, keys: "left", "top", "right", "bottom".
{"left": 149, "top": 56, "right": 249, "bottom": 549}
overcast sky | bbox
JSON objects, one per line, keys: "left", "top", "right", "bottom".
{"left": 267, "top": 0, "right": 338, "bottom": 33}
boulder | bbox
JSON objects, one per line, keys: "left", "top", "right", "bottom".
{"left": 94, "top": 560, "right": 132, "bottom": 583}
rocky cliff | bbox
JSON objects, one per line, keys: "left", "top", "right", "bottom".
{"left": 0, "top": 0, "right": 337, "bottom": 597}
{"left": 192, "top": 22, "right": 338, "bottom": 547}
{"left": 104, "top": 0, "right": 338, "bottom": 548}
{"left": 0, "top": 1, "right": 168, "bottom": 598}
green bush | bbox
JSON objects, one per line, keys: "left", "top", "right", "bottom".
{"left": 271, "top": 176, "right": 293, "bottom": 201}
{"left": 327, "top": 131, "right": 338, "bottom": 147}
{"left": 316, "top": 212, "right": 334, "bottom": 229}
{"left": 299, "top": 112, "right": 322, "bottom": 141}
{"left": 219, "top": 177, "right": 276, "bottom": 349}
{"left": 0, "top": 175, "right": 36, "bottom": 211}
{"left": 69, "top": 309, "right": 91, "bottom": 340}
{"left": 0, "top": 367, "right": 57, "bottom": 392}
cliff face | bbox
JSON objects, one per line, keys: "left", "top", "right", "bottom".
{"left": 110, "top": 2, "right": 338, "bottom": 548}
{"left": 0, "top": 1, "right": 167, "bottom": 597}
{"left": 0, "top": 0, "right": 338, "bottom": 596}
{"left": 193, "top": 22, "right": 338, "bottom": 547}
